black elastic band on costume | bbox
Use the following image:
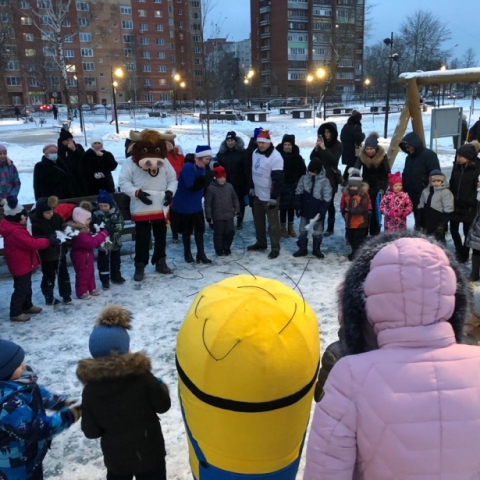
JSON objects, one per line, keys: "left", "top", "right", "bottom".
{"left": 176, "top": 356, "right": 319, "bottom": 413}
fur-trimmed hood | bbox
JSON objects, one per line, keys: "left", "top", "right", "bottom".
{"left": 77, "top": 351, "right": 151, "bottom": 384}
{"left": 359, "top": 145, "right": 386, "bottom": 168}
{"left": 342, "top": 182, "right": 369, "bottom": 196}
{"left": 340, "top": 232, "right": 469, "bottom": 356}
{"left": 217, "top": 136, "right": 245, "bottom": 155}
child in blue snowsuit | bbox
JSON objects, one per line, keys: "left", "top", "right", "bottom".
{"left": 0, "top": 339, "right": 81, "bottom": 479}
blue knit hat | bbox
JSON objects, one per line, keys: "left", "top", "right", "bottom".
{"left": 253, "top": 127, "right": 264, "bottom": 141}
{"left": 195, "top": 145, "right": 213, "bottom": 158}
{"left": 97, "top": 190, "right": 113, "bottom": 207}
{"left": 0, "top": 340, "right": 25, "bottom": 381}
{"left": 89, "top": 305, "right": 132, "bottom": 358}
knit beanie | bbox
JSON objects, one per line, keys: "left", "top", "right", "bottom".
{"left": 351, "top": 109, "right": 362, "bottom": 121}
{"left": 364, "top": 132, "right": 379, "bottom": 150}
{"left": 89, "top": 305, "right": 132, "bottom": 358}
{"left": 0, "top": 144, "right": 6, "bottom": 153}
{"left": 0, "top": 340, "right": 25, "bottom": 381}
{"left": 429, "top": 169, "right": 444, "bottom": 182}
{"left": 72, "top": 206, "right": 91, "bottom": 225}
{"left": 58, "top": 128, "right": 73, "bottom": 142}
{"left": 225, "top": 131, "right": 237, "bottom": 141}
{"left": 97, "top": 190, "right": 114, "bottom": 207}
{"left": 457, "top": 142, "right": 480, "bottom": 162}
{"left": 388, "top": 172, "right": 402, "bottom": 189}
{"left": 307, "top": 158, "right": 323, "bottom": 174}
{"left": 43, "top": 144, "right": 57, "bottom": 156}
{"left": 282, "top": 134, "right": 295, "bottom": 146}
{"left": 195, "top": 145, "right": 213, "bottom": 158}
{"left": 90, "top": 137, "right": 103, "bottom": 146}
{"left": 213, "top": 166, "right": 227, "bottom": 179}
{"left": 347, "top": 168, "right": 363, "bottom": 186}
{"left": 2, "top": 195, "right": 26, "bottom": 223}
{"left": 36, "top": 196, "right": 59, "bottom": 216}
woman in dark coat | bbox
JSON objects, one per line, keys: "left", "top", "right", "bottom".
{"left": 215, "top": 131, "right": 247, "bottom": 229}
{"left": 82, "top": 137, "right": 118, "bottom": 195}
{"left": 276, "top": 134, "right": 306, "bottom": 238}
{"left": 449, "top": 141, "right": 480, "bottom": 263}
{"left": 355, "top": 132, "right": 390, "bottom": 236}
{"left": 33, "top": 144, "right": 78, "bottom": 200}
{"left": 340, "top": 110, "right": 365, "bottom": 180}
{"left": 310, "top": 122, "right": 343, "bottom": 235}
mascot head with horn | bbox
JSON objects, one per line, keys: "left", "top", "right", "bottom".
{"left": 128, "top": 129, "right": 176, "bottom": 177}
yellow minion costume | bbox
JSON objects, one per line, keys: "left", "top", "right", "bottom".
{"left": 176, "top": 274, "right": 320, "bottom": 480}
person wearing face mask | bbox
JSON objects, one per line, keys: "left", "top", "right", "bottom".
{"left": 33, "top": 144, "right": 76, "bottom": 200}
{"left": 0, "top": 143, "right": 20, "bottom": 200}
{"left": 82, "top": 138, "right": 118, "bottom": 195}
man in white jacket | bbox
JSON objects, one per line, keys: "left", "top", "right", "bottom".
{"left": 119, "top": 130, "right": 178, "bottom": 281}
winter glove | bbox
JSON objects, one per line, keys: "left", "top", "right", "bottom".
{"left": 94, "top": 172, "right": 105, "bottom": 179}
{"left": 188, "top": 176, "right": 206, "bottom": 192}
{"left": 137, "top": 189, "right": 152, "bottom": 205}
{"left": 268, "top": 198, "right": 277, "bottom": 210}
{"left": 49, "top": 235, "right": 61, "bottom": 246}
{"left": 163, "top": 190, "right": 173, "bottom": 206}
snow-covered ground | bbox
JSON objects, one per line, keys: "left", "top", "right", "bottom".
{"left": 0, "top": 100, "right": 477, "bottom": 479}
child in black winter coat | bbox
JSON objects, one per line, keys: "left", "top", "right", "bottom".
{"left": 30, "top": 196, "right": 73, "bottom": 305}
{"left": 204, "top": 166, "right": 240, "bottom": 256}
{"left": 77, "top": 305, "right": 171, "bottom": 480}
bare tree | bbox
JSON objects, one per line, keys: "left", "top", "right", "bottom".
{"left": 0, "top": 3, "right": 15, "bottom": 105}
{"left": 462, "top": 48, "right": 477, "bottom": 68}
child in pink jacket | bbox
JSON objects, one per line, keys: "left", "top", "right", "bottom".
{"left": 304, "top": 233, "right": 480, "bottom": 480}
{"left": 70, "top": 204, "right": 111, "bottom": 299}
{"left": 379, "top": 172, "right": 413, "bottom": 232}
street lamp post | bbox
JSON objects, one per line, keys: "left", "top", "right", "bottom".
{"left": 244, "top": 69, "right": 254, "bottom": 109}
{"left": 383, "top": 32, "right": 394, "bottom": 139}
{"left": 440, "top": 65, "right": 447, "bottom": 106}
{"left": 305, "top": 74, "right": 313, "bottom": 105}
{"left": 110, "top": 67, "right": 124, "bottom": 134}
{"left": 173, "top": 73, "right": 181, "bottom": 125}
{"left": 364, "top": 78, "right": 371, "bottom": 107}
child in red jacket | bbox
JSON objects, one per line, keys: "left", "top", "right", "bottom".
{"left": 0, "top": 196, "right": 60, "bottom": 322}
{"left": 69, "top": 203, "right": 111, "bottom": 300}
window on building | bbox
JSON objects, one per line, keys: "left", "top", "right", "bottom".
{"left": 154, "top": 10, "right": 162, "bottom": 17}
{"left": 158, "top": 52, "right": 165, "bottom": 59}
{"left": 193, "top": 35, "right": 201, "bottom": 42}
{"left": 145, "top": 93, "right": 153, "bottom": 101}
{"left": 144, "top": 79, "right": 151, "bottom": 87}
{"left": 20, "top": 16, "right": 32, "bottom": 25}
{"left": 159, "top": 79, "right": 167, "bottom": 86}
{"left": 43, "top": 46, "right": 56, "bottom": 56}
{"left": 141, "top": 37, "right": 149, "bottom": 45}
{"left": 122, "top": 20, "right": 133, "bottom": 29}
{"left": 20, "top": 0, "right": 29, "bottom": 8}
{"left": 81, "top": 48, "right": 93, "bottom": 57}
{"left": 138, "top": 9, "right": 147, "bottom": 16}
{"left": 6, "top": 61, "right": 19, "bottom": 71}
{"left": 66, "top": 64, "right": 76, "bottom": 72}
{"left": 194, "top": 46, "right": 202, "bottom": 53}
{"left": 76, "top": 2, "right": 89, "bottom": 11}
{"left": 154, "top": 0, "right": 162, "bottom": 3}
{"left": 124, "top": 48, "right": 134, "bottom": 57}
{"left": 143, "top": 65, "right": 151, "bottom": 72}
{"left": 82, "top": 62, "right": 95, "bottom": 71}
{"left": 169, "top": 30, "right": 174, "bottom": 38}
{"left": 41, "top": 31, "right": 55, "bottom": 41}
{"left": 168, "top": 18, "right": 174, "bottom": 26}
{"left": 156, "top": 25, "right": 163, "bottom": 31}
{"left": 156, "top": 38, "right": 165, "bottom": 45}
{"left": 30, "top": 95, "right": 43, "bottom": 104}
{"left": 48, "top": 76, "right": 60, "bottom": 87}
{"left": 195, "top": 69, "right": 203, "bottom": 76}
{"left": 64, "top": 35, "right": 73, "bottom": 42}
{"left": 191, "top": 0, "right": 200, "bottom": 6}
{"left": 142, "top": 52, "right": 150, "bottom": 59}
{"left": 120, "top": 5, "right": 132, "bottom": 14}
{"left": 123, "top": 34, "right": 134, "bottom": 43}
{"left": 37, "top": 0, "right": 52, "bottom": 7}
{"left": 23, "top": 33, "right": 34, "bottom": 42}
{"left": 79, "top": 33, "right": 92, "bottom": 42}
{"left": 170, "top": 42, "right": 174, "bottom": 50}
{"left": 67, "top": 78, "right": 77, "bottom": 86}
{"left": 139, "top": 24, "right": 148, "bottom": 32}
{"left": 178, "top": 8, "right": 182, "bottom": 14}
{"left": 194, "top": 57, "right": 202, "bottom": 65}
{"left": 84, "top": 76, "right": 96, "bottom": 85}
{"left": 180, "top": 46, "right": 184, "bottom": 52}
{"left": 44, "top": 61, "right": 57, "bottom": 70}
{"left": 62, "top": 19, "right": 71, "bottom": 27}
{"left": 78, "top": 17, "right": 90, "bottom": 27}
{"left": 125, "top": 62, "right": 136, "bottom": 71}
{"left": 158, "top": 65, "right": 166, "bottom": 72}
{"left": 29, "top": 78, "right": 40, "bottom": 87}
{"left": 6, "top": 77, "right": 22, "bottom": 86}
{"left": 64, "top": 49, "right": 75, "bottom": 58}
{"left": 25, "top": 48, "right": 36, "bottom": 57}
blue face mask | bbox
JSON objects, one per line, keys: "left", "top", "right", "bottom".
{"left": 48, "top": 153, "right": 58, "bottom": 162}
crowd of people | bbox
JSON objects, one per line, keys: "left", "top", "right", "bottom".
{"left": 2, "top": 118, "right": 480, "bottom": 479}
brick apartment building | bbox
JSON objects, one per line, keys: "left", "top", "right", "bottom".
{"left": 250, "top": 0, "right": 365, "bottom": 99}
{"left": 0, "top": 0, "right": 204, "bottom": 107}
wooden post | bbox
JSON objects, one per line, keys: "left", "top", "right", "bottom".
{"left": 406, "top": 78, "right": 425, "bottom": 146}
{"left": 387, "top": 104, "right": 411, "bottom": 168}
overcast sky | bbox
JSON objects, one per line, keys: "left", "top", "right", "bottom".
{"left": 208, "top": 0, "right": 479, "bottom": 63}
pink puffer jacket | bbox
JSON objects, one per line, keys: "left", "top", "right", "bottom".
{"left": 304, "top": 237, "right": 480, "bottom": 480}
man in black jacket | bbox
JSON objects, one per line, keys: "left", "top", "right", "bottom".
{"left": 400, "top": 131, "right": 440, "bottom": 230}
{"left": 57, "top": 129, "right": 88, "bottom": 197}
{"left": 340, "top": 110, "right": 365, "bottom": 181}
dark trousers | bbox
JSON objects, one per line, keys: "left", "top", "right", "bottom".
{"left": 28, "top": 465, "right": 43, "bottom": 480}
{"left": 10, "top": 272, "right": 33, "bottom": 317}
{"left": 450, "top": 220, "right": 472, "bottom": 252}
{"left": 252, "top": 197, "right": 281, "bottom": 251}
{"left": 346, "top": 228, "right": 367, "bottom": 255}
{"left": 97, "top": 249, "right": 122, "bottom": 282}
{"left": 213, "top": 218, "right": 235, "bottom": 252}
{"left": 170, "top": 209, "right": 179, "bottom": 240}
{"left": 106, "top": 463, "right": 166, "bottom": 480}
{"left": 233, "top": 186, "right": 246, "bottom": 221}
{"left": 280, "top": 208, "right": 295, "bottom": 224}
{"left": 320, "top": 198, "right": 336, "bottom": 233}
{"left": 41, "top": 258, "right": 72, "bottom": 300}
{"left": 134, "top": 220, "right": 167, "bottom": 265}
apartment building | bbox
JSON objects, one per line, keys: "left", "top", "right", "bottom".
{"left": 0, "top": 0, "right": 203, "bottom": 106}
{"left": 250, "top": 0, "right": 365, "bottom": 99}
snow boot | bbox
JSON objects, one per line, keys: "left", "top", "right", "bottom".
{"left": 23, "top": 306, "right": 42, "bottom": 315}
{"left": 45, "top": 296, "right": 61, "bottom": 306}
{"left": 280, "top": 223, "right": 289, "bottom": 239}
{"left": 133, "top": 262, "right": 145, "bottom": 282}
{"left": 195, "top": 231, "right": 212, "bottom": 264}
{"left": 312, "top": 235, "right": 324, "bottom": 259}
{"left": 183, "top": 234, "right": 194, "bottom": 263}
{"left": 288, "top": 222, "right": 297, "bottom": 238}
{"left": 293, "top": 237, "right": 308, "bottom": 257}
{"left": 11, "top": 313, "right": 31, "bottom": 322}
{"left": 155, "top": 257, "right": 173, "bottom": 274}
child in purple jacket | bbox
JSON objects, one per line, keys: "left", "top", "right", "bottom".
{"left": 70, "top": 203, "right": 111, "bottom": 299}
